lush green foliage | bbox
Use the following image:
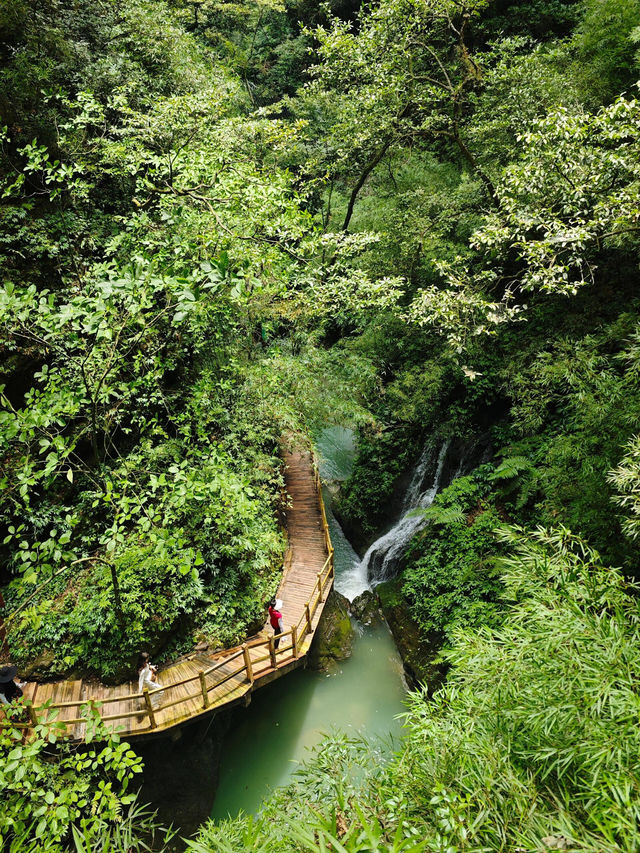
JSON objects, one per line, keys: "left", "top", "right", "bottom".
{"left": 573, "top": 0, "right": 640, "bottom": 104}
{"left": 395, "top": 528, "right": 640, "bottom": 851}
{"left": 0, "top": 705, "right": 172, "bottom": 852}
{"left": 336, "top": 427, "right": 417, "bottom": 544}
{"left": 0, "top": 0, "right": 306, "bottom": 678}
{"left": 408, "top": 91, "right": 640, "bottom": 347}
{"left": 609, "top": 433, "right": 640, "bottom": 541}
{"left": 5, "top": 0, "right": 640, "bottom": 844}
{"left": 193, "top": 528, "right": 640, "bottom": 851}
{"left": 188, "top": 733, "right": 422, "bottom": 853}
{"left": 403, "top": 469, "right": 505, "bottom": 639}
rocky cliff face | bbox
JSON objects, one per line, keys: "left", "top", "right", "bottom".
{"left": 376, "top": 578, "right": 447, "bottom": 692}
{"left": 137, "top": 710, "right": 232, "bottom": 837}
{"left": 337, "top": 431, "right": 494, "bottom": 558}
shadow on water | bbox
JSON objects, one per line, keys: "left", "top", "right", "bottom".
{"left": 137, "top": 715, "right": 224, "bottom": 841}
{"left": 209, "top": 666, "right": 314, "bottom": 820}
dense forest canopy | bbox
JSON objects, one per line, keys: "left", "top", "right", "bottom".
{"left": 2, "top": 0, "right": 640, "bottom": 849}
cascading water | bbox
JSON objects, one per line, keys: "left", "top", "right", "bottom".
{"left": 401, "top": 443, "right": 437, "bottom": 513}
{"left": 345, "top": 440, "right": 451, "bottom": 597}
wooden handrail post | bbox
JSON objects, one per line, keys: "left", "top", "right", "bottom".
{"left": 28, "top": 703, "right": 38, "bottom": 727}
{"left": 316, "top": 572, "right": 322, "bottom": 599}
{"left": 291, "top": 624, "right": 298, "bottom": 658}
{"left": 269, "top": 636, "right": 277, "bottom": 669}
{"left": 305, "top": 602, "right": 312, "bottom": 634}
{"left": 243, "top": 643, "right": 254, "bottom": 684}
{"left": 143, "top": 688, "right": 157, "bottom": 729}
{"left": 199, "top": 671, "right": 209, "bottom": 708}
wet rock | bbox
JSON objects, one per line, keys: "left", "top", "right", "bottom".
{"left": 308, "top": 589, "right": 353, "bottom": 670}
{"left": 376, "top": 577, "right": 446, "bottom": 691}
{"left": 21, "top": 649, "right": 56, "bottom": 680}
{"left": 331, "top": 504, "right": 370, "bottom": 557}
{"left": 349, "top": 590, "right": 383, "bottom": 625}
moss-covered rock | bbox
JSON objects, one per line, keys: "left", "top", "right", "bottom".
{"left": 350, "top": 590, "right": 384, "bottom": 625}
{"left": 20, "top": 649, "right": 57, "bottom": 680}
{"left": 308, "top": 589, "right": 353, "bottom": 670}
{"left": 376, "top": 577, "right": 446, "bottom": 691}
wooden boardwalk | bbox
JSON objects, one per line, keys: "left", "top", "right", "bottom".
{"left": 2, "top": 447, "right": 334, "bottom": 741}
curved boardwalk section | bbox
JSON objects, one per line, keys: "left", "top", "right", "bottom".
{"left": 4, "top": 446, "right": 334, "bottom": 741}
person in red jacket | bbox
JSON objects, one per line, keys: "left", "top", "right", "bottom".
{"left": 268, "top": 598, "right": 284, "bottom": 649}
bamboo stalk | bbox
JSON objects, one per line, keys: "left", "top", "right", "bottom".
{"left": 311, "top": 588, "right": 321, "bottom": 618}
{"left": 203, "top": 648, "right": 245, "bottom": 676}
{"left": 208, "top": 663, "right": 247, "bottom": 688}
{"left": 0, "top": 720, "right": 31, "bottom": 730}
{"left": 43, "top": 693, "right": 140, "bottom": 710}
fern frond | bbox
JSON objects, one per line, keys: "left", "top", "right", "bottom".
{"left": 489, "top": 456, "right": 532, "bottom": 481}
{"left": 422, "top": 505, "right": 466, "bottom": 526}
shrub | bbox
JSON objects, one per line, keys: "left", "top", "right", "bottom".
{"left": 402, "top": 470, "right": 506, "bottom": 638}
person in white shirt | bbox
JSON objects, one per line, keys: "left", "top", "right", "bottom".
{"left": 137, "top": 651, "right": 162, "bottom": 707}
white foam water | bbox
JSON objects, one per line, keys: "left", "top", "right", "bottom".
{"left": 342, "top": 440, "right": 451, "bottom": 600}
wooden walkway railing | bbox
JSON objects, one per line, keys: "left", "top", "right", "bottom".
{"left": 1, "top": 447, "right": 334, "bottom": 741}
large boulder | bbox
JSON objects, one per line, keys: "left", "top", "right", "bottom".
{"left": 349, "top": 590, "right": 383, "bottom": 625}
{"left": 20, "top": 649, "right": 57, "bottom": 680}
{"left": 308, "top": 589, "right": 353, "bottom": 671}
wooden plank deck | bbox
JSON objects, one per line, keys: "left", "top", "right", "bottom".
{"left": 1, "top": 446, "right": 334, "bottom": 741}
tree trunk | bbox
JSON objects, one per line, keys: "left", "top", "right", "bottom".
{"left": 110, "top": 564, "right": 126, "bottom": 632}
{"left": 342, "top": 137, "right": 394, "bottom": 232}
{"left": 454, "top": 130, "right": 499, "bottom": 206}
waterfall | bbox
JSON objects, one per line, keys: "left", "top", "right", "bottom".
{"left": 341, "top": 440, "right": 450, "bottom": 599}
{"left": 401, "top": 443, "right": 435, "bottom": 512}
{"left": 330, "top": 503, "right": 368, "bottom": 603}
